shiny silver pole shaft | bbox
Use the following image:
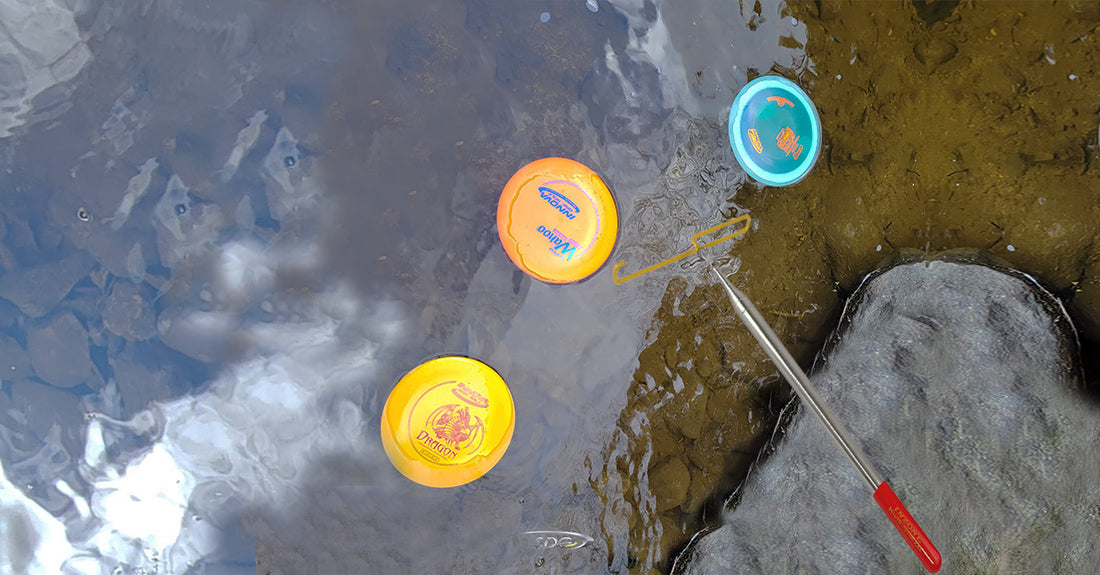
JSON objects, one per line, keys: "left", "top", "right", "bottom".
{"left": 710, "top": 267, "right": 883, "bottom": 492}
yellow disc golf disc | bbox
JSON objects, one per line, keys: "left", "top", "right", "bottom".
{"left": 497, "top": 157, "right": 619, "bottom": 283}
{"left": 380, "top": 356, "right": 515, "bottom": 488}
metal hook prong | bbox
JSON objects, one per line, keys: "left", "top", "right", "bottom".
{"left": 611, "top": 214, "right": 751, "bottom": 284}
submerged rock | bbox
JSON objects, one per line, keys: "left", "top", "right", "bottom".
{"left": 675, "top": 256, "right": 1099, "bottom": 574}
{"left": 27, "top": 312, "right": 101, "bottom": 389}
{"left": 101, "top": 280, "right": 157, "bottom": 341}
{"left": 109, "top": 342, "right": 188, "bottom": 417}
{"left": 0, "top": 252, "right": 95, "bottom": 318}
{"left": 651, "top": 457, "right": 691, "bottom": 513}
{"left": 0, "top": 334, "right": 33, "bottom": 381}
{"left": 9, "top": 379, "right": 83, "bottom": 442}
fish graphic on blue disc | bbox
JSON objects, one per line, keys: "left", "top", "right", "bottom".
{"left": 728, "top": 76, "right": 821, "bottom": 187}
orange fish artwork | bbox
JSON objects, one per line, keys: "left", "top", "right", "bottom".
{"left": 747, "top": 128, "right": 763, "bottom": 153}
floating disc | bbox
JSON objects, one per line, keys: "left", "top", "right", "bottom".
{"left": 728, "top": 76, "right": 822, "bottom": 187}
{"left": 497, "top": 157, "right": 618, "bottom": 283}
{"left": 381, "top": 356, "right": 515, "bottom": 488}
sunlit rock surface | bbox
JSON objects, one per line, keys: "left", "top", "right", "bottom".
{"left": 675, "top": 256, "right": 1100, "bottom": 574}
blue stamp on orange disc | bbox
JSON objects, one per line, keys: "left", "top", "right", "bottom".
{"left": 728, "top": 76, "right": 822, "bottom": 187}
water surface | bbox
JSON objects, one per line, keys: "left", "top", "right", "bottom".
{"left": 0, "top": 1, "right": 1098, "bottom": 574}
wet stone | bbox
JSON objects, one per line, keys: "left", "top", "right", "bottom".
{"left": 693, "top": 336, "right": 720, "bottom": 380}
{"left": 0, "top": 334, "right": 34, "bottom": 381}
{"left": 0, "top": 296, "right": 17, "bottom": 329}
{"left": 10, "top": 379, "right": 83, "bottom": 440}
{"left": 675, "top": 257, "right": 1098, "bottom": 574}
{"left": 651, "top": 456, "right": 691, "bottom": 513}
{"left": 101, "top": 280, "right": 156, "bottom": 341}
{"left": 663, "top": 340, "right": 680, "bottom": 369}
{"left": 667, "top": 386, "right": 709, "bottom": 440}
{"left": 27, "top": 312, "right": 98, "bottom": 389}
{"left": 0, "top": 252, "right": 95, "bottom": 318}
{"left": 109, "top": 344, "right": 183, "bottom": 416}
{"left": 684, "top": 464, "right": 712, "bottom": 513}
{"left": 647, "top": 419, "right": 686, "bottom": 469}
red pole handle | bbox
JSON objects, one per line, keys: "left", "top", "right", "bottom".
{"left": 873, "top": 482, "right": 942, "bottom": 573}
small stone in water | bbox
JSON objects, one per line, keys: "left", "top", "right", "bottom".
{"left": 102, "top": 281, "right": 157, "bottom": 341}
{"left": 540, "top": 12, "right": 550, "bottom": 23}
{"left": 111, "top": 345, "right": 181, "bottom": 416}
{"left": 650, "top": 457, "right": 691, "bottom": 512}
{"left": 587, "top": 0, "right": 598, "bottom": 12}
{"left": 11, "top": 378, "right": 84, "bottom": 439}
{"left": 0, "top": 252, "right": 95, "bottom": 318}
{"left": 27, "top": 312, "right": 97, "bottom": 388}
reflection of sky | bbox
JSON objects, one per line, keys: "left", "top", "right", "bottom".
{"left": 607, "top": 0, "right": 808, "bottom": 118}
{"left": 0, "top": 0, "right": 810, "bottom": 572}
{"left": 1, "top": 0, "right": 363, "bottom": 571}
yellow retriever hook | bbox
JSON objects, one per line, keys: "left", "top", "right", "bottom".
{"left": 612, "top": 214, "right": 751, "bottom": 284}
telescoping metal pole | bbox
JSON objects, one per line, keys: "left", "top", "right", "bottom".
{"left": 710, "top": 267, "right": 941, "bottom": 573}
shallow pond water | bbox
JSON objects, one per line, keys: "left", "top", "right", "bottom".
{"left": 0, "top": 1, "right": 1098, "bottom": 574}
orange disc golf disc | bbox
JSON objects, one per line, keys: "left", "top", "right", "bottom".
{"left": 497, "top": 158, "right": 618, "bottom": 283}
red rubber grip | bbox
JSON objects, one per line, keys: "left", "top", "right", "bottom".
{"left": 874, "top": 482, "right": 942, "bottom": 573}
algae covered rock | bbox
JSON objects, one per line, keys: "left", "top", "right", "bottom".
{"left": 675, "top": 255, "right": 1099, "bottom": 574}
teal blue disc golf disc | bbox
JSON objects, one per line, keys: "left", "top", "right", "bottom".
{"left": 728, "top": 76, "right": 821, "bottom": 187}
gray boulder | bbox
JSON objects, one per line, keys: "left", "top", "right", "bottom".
{"left": 675, "top": 255, "right": 1100, "bottom": 574}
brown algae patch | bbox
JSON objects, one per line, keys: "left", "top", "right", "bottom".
{"left": 616, "top": 1, "right": 1100, "bottom": 571}
{"left": 792, "top": 0, "right": 1100, "bottom": 325}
